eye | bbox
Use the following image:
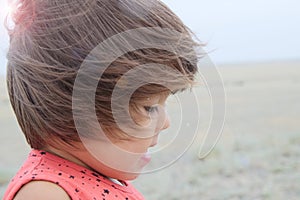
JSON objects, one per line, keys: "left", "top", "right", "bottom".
{"left": 144, "top": 106, "right": 159, "bottom": 113}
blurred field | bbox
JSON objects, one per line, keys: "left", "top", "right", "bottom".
{"left": 1, "top": 62, "right": 300, "bottom": 199}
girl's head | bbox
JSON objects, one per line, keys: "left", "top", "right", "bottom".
{"left": 6, "top": 0, "right": 201, "bottom": 179}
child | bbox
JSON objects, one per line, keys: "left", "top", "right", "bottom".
{"left": 4, "top": 0, "right": 200, "bottom": 199}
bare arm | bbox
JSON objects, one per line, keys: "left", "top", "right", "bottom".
{"left": 13, "top": 181, "right": 70, "bottom": 200}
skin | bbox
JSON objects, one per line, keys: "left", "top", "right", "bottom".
{"left": 13, "top": 181, "right": 71, "bottom": 200}
{"left": 14, "top": 94, "right": 170, "bottom": 199}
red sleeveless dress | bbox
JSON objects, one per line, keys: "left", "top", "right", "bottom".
{"left": 3, "top": 150, "right": 144, "bottom": 200}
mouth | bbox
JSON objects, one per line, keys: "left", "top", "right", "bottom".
{"left": 141, "top": 150, "right": 152, "bottom": 164}
{"left": 139, "top": 137, "right": 159, "bottom": 166}
{"left": 140, "top": 142, "right": 157, "bottom": 165}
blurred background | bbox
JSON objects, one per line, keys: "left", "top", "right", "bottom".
{"left": 1, "top": 0, "right": 300, "bottom": 72}
{"left": 1, "top": 0, "right": 300, "bottom": 199}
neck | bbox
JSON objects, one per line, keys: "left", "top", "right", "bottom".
{"left": 43, "top": 146, "right": 92, "bottom": 170}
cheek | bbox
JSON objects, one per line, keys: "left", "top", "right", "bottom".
{"left": 81, "top": 138, "right": 149, "bottom": 174}
{"left": 130, "top": 108, "right": 150, "bottom": 126}
{"left": 118, "top": 139, "right": 152, "bottom": 153}
{"left": 123, "top": 115, "right": 158, "bottom": 138}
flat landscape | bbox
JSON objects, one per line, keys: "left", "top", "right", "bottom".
{"left": 1, "top": 61, "right": 300, "bottom": 199}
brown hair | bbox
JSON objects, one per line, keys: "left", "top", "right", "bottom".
{"left": 6, "top": 0, "right": 202, "bottom": 149}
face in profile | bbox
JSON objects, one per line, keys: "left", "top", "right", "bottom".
{"left": 76, "top": 93, "right": 171, "bottom": 180}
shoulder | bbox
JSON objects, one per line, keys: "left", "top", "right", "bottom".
{"left": 13, "top": 181, "right": 70, "bottom": 200}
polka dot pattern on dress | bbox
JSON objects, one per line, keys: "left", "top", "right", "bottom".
{"left": 3, "top": 149, "right": 144, "bottom": 200}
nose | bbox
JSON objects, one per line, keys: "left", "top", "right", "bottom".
{"left": 151, "top": 111, "right": 170, "bottom": 147}
{"left": 160, "top": 112, "right": 170, "bottom": 131}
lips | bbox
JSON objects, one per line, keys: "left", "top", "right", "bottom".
{"left": 141, "top": 151, "right": 151, "bottom": 164}
{"left": 139, "top": 138, "right": 158, "bottom": 167}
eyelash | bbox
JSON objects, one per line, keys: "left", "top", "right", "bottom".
{"left": 144, "top": 106, "right": 159, "bottom": 113}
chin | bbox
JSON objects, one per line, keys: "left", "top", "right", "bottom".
{"left": 123, "top": 173, "right": 140, "bottom": 181}
{"left": 110, "top": 170, "right": 141, "bottom": 181}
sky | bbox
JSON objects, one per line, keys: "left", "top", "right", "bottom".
{"left": 0, "top": 0, "right": 300, "bottom": 75}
